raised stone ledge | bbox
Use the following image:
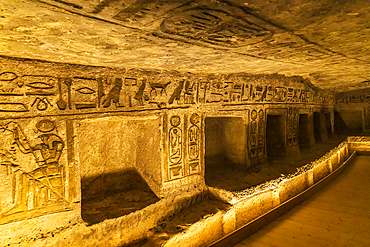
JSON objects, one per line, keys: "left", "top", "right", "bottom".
{"left": 159, "top": 141, "right": 351, "bottom": 247}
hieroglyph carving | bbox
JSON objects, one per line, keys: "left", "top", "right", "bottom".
{"left": 250, "top": 109, "right": 265, "bottom": 159}
{"left": 0, "top": 70, "right": 331, "bottom": 117}
{"left": 188, "top": 113, "right": 201, "bottom": 175}
{"left": 0, "top": 119, "right": 73, "bottom": 224}
{"left": 347, "top": 136, "right": 370, "bottom": 143}
{"left": 337, "top": 93, "right": 370, "bottom": 104}
{"left": 287, "top": 107, "right": 298, "bottom": 146}
{"left": 167, "top": 113, "right": 202, "bottom": 181}
{"left": 168, "top": 115, "right": 183, "bottom": 180}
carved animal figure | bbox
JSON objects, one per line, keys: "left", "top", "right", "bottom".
{"left": 102, "top": 78, "right": 123, "bottom": 107}
{"left": 149, "top": 81, "right": 171, "bottom": 96}
{"left": 169, "top": 80, "right": 185, "bottom": 104}
{"left": 134, "top": 79, "right": 146, "bottom": 106}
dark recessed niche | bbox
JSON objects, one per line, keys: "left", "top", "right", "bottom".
{"left": 299, "top": 114, "right": 310, "bottom": 150}
{"left": 81, "top": 169, "right": 159, "bottom": 225}
{"left": 325, "top": 113, "right": 333, "bottom": 138}
{"left": 314, "top": 112, "right": 322, "bottom": 142}
{"left": 204, "top": 116, "right": 247, "bottom": 189}
{"left": 266, "top": 114, "right": 286, "bottom": 157}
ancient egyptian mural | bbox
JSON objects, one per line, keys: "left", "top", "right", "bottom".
{"left": 166, "top": 112, "right": 202, "bottom": 181}
{"left": 0, "top": 117, "right": 75, "bottom": 224}
{"left": 0, "top": 56, "right": 334, "bottom": 224}
{"left": 0, "top": 58, "right": 333, "bottom": 118}
{"left": 33, "top": 0, "right": 276, "bottom": 50}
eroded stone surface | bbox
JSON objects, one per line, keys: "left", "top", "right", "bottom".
{"left": 1, "top": 0, "right": 369, "bottom": 91}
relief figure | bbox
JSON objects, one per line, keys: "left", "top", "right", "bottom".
{"left": 102, "top": 78, "right": 123, "bottom": 107}
{"left": 0, "top": 120, "right": 66, "bottom": 218}
{"left": 168, "top": 80, "right": 184, "bottom": 104}
{"left": 133, "top": 79, "right": 147, "bottom": 106}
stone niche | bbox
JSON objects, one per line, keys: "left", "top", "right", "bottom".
{"left": 0, "top": 56, "right": 335, "bottom": 244}
{"left": 78, "top": 116, "right": 162, "bottom": 224}
{"left": 336, "top": 88, "right": 370, "bottom": 133}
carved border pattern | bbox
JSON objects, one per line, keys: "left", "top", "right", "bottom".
{"left": 0, "top": 69, "right": 334, "bottom": 119}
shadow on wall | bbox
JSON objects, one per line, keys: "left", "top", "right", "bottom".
{"left": 81, "top": 169, "right": 159, "bottom": 225}
{"left": 266, "top": 114, "right": 286, "bottom": 157}
{"left": 313, "top": 112, "right": 322, "bottom": 142}
{"left": 204, "top": 116, "right": 247, "bottom": 189}
{"left": 298, "top": 114, "right": 311, "bottom": 150}
{"left": 334, "top": 111, "right": 363, "bottom": 135}
{"left": 205, "top": 117, "right": 246, "bottom": 163}
{"left": 325, "top": 113, "right": 332, "bottom": 138}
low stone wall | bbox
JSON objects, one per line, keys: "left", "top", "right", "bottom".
{"left": 348, "top": 136, "right": 370, "bottom": 154}
{"left": 165, "top": 141, "right": 350, "bottom": 247}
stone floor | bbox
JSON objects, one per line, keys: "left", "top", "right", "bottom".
{"left": 81, "top": 170, "right": 160, "bottom": 225}
{"left": 128, "top": 198, "right": 230, "bottom": 247}
{"left": 234, "top": 155, "right": 370, "bottom": 247}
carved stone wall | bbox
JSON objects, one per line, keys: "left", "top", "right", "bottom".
{"left": 0, "top": 56, "right": 335, "bottom": 242}
{"left": 336, "top": 89, "right": 370, "bottom": 132}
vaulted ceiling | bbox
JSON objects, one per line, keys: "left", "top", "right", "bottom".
{"left": 1, "top": 0, "right": 369, "bottom": 92}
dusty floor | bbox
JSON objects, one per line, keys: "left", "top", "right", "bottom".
{"left": 125, "top": 198, "right": 230, "bottom": 247}
{"left": 206, "top": 134, "right": 348, "bottom": 191}
{"left": 81, "top": 170, "right": 160, "bottom": 225}
{"left": 82, "top": 189, "right": 159, "bottom": 225}
{"left": 234, "top": 155, "right": 370, "bottom": 247}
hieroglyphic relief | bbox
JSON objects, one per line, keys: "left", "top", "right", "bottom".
{"left": 168, "top": 115, "right": 184, "bottom": 180}
{"left": 167, "top": 112, "right": 202, "bottom": 181}
{"left": 158, "top": 5, "right": 273, "bottom": 48}
{"left": 194, "top": 79, "right": 314, "bottom": 105}
{"left": 257, "top": 109, "right": 265, "bottom": 156}
{"left": 0, "top": 68, "right": 332, "bottom": 118}
{"left": 337, "top": 92, "right": 370, "bottom": 104}
{"left": 42, "top": 0, "right": 273, "bottom": 49}
{"left": 287, "top": 107, "right": 298, "bottom": 146}
{"left": 187, "top": 113, "right": 201, "bottom": 175}
{"left": 347, "top": 136, "right": 370, "bottom": 142}
{"left": 250, "top": 110, "right": 258, "bottom": 159}
{"left": 250, "top": 109, "right": 265, "bottom": 158}
{"left": 0, "top": 119, "right": 73, "bottom": 224}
